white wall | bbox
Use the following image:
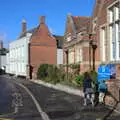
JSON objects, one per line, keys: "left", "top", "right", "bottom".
{"left": 57, "top": 49, "right": 63, "bottom": 64}
{"left": 7, "top": 33, "right": 32, "bottom": 76}
{"left": 0, "top": 55, "right": 6, "bottom": 70}
{"left": 6, "top": 53, "right": 10, "bottom": 73}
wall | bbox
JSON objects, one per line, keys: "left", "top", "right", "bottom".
{"left": 30, "top": 21, "right": 57, "bottom": 79}
{"left": 57, "top": 49, "right": 63, "bottom": 64}
{"left": 8, "top": 33, "right": 31, "bottom": 76}
{"left": 0, "top": 55, "right": 6, "bottom": 70}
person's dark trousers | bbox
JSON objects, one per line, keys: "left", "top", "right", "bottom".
{"left": 94, "top": 84, "right": 99, "bottom": 106}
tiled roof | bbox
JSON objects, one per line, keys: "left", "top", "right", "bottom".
{"left": 72, "top": 16, "right": 91, "bottom": 33}
{"left": 19, "top": 27, "right": 38, "bottom": 38}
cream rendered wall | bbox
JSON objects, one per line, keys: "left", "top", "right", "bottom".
{"left": 8, "top": 33, "right": 32, "bottom": 76}
{"left": 57, "top": 49, "right": 63, "bottom": 64}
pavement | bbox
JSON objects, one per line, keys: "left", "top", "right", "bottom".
{"left": 1, "top": 75, "right": 120, "bottom": 120}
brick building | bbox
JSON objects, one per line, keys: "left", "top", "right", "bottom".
{"left": 29, "top": 16, "right": 57, "bottom": 79}
{"left": 64, "top": 14, "right": 94, "bottom": 73}
{"left": 91, "top": 0, "right": 120, "bottom": 77}
{"left": 92, "top": 0, "right": 120, "bottom": 109}
{"left": 6, "top": 16, "right": 63, "bottom": 79}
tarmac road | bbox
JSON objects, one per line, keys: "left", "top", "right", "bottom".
{"left": 1, "top": 75, "right": 120, "bottom": 120}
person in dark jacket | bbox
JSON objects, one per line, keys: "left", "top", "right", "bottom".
{"left": 83, "top": 72, "right": 94, "bottom": 106}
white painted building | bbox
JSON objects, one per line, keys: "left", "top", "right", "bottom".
{"left": 6, "top": 33, "right": 32, "bottom": 76}
{"left": 57, "top": 49, "right": 63, "bottom": 64}
{"left": 0, "top": 55, "right": 6, "bottom": 70}
{"left": 6, "top": 20, "right": 63, "bottom": 77}
{"left": 55, "top": 36, "right": 63, "bottom": 65}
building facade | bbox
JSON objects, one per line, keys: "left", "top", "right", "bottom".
{"left": 29, "top": 16, "right": 57, "bottom": 79}
{"left": 0, "top": 42, "right": 8, "bottom": 72}
{"left": 0, "top": 55, "right": 6, "bottom": 71}
{"left": 92, "top": 0, "right": 120, "bottom": 77}
{"left": 6, "top": 32, "right": 32, "bottom": 76}
{"left": 64, "top": 14, "right": 93, "bottom": 73}
{"left": 54, "top": 35, "right": 63, "bottom": 65}
{"left": 6, "top": 16, "right": 63, "bottom": 79}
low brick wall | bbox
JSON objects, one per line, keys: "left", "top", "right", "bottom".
{"left": 105, "top": 80, "right": 120, "bottom": 112}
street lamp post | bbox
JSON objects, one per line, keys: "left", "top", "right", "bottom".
{"left": 89, "top": 34, "right": 97, "bottom": 71}
{"left": 89, "top": 34, "right": 93, "bottom": 71}
{"left": 92, "top": 41, "right": 97, "bottom": 71}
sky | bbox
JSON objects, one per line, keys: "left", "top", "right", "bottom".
{"left": 0, "top": 0, "right": 95, "bottom": 47}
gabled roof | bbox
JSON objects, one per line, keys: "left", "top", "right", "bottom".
{"left": 71, "top": 16, "right": 91, "bottom": 33}
{"left": 92, "top": 0, "right": 101, "bottom": 18}
{"left": 65, "top": 15, "right": 91, "bottom": 35}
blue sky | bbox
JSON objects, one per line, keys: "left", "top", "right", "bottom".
{"left": 0, "top": 0, "right": 95, "bottom": 47}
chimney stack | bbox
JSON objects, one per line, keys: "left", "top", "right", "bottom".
{"left": 22, "top": 19, "right": 27, "bottom": 33}
{"left": 40, "top": 16, "right": 45, "bottom": 24}
{"left": 0, "top": 40, "right": 3, "bottom": 49}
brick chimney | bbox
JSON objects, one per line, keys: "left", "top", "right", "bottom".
{"left": 22, "top": 19, "right": 27, "bottom": 33}
{"left": 0, "top": 40, "right": 3, "bottom": 49}
{"left": 40, "top": 16, "right": 45, "bottom": 24}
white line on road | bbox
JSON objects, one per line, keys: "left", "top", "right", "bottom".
{"left": 13, "top": 81, "right": 50, "bottom": 120}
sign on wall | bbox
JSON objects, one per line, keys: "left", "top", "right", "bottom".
{"left": 97, "top": 64, "right": 116, "bottom": 81}
{"left": 97, "top": 65, "right": 110, "bottom": 81}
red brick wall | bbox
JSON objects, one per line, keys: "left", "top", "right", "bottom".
{"left": 92, "top": 0, "right": 117, "bottom": 62}
{"left": 82, "top": 47, "right": 89, "bottom": 61}
{"left": 29, "top": 20, "right": 57, "bottom": 79}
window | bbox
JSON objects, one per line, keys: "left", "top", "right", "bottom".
{"left": 76, "top": 48, "right": 82, "bottom": 63}
{"left": 79, "top": 49, "right": 82, "bottom": 62}
{"left": 108, "top": 2, "right": 120, "bottom": 61}
{"left": 68, "top": 49, "right": 74, "bottom": 64}
{"left": 76, "top": 48, "right": 79, "bottom": 63}
{"left": 118, "top": 23, "right": 120, "bottom": 58}
{"left": 112, "top": 24, "right": 116, "bottom": 59}
{"left": 109, "top": 8, "right": 114, "bottom": 23}
{"left": 115, "top": 5, "right": 119, "bottom": 20}
{"left": 100, "top": 27, "right": 106, "bottom": 61}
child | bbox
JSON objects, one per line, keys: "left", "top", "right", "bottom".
{"left": 83, "top": 72, "right": 94, "bottom": 106}
{"left": 98, "top": 80, "right": 107, "bottom": 103}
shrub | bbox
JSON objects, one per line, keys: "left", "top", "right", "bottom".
{"left": 47, "top": 65, "right": 66, "bottom": 84}
{"left": 37, "top": 64, "right": 66, "bottom": 84}
{"left": 90, "top": 70, "right": 97, "bottom": 84}
{"left": 37, "top": 64, "right": 50, "bottom": 80}
{"left": 90, "top": 70, "right": 98, "bottom": 92}
{"left": 74, "top": 74, "right": 84, "bottom": 87}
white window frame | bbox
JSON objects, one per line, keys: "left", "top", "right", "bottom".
{"left": 100, "top": 26, "right": 106, "bottom": 62}
{"left": 107, "top": 1, "right": 120, "bottom": 61}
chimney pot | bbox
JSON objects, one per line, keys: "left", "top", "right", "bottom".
{"left": 40, "top": 16, "right": 45, "bottom": 24}
{"left": 22, "top": 19, "right": 27, "bottom": 33}
{"left": 0, "top": 40, "right": 3, "bottom": 49}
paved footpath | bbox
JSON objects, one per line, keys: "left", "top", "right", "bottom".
{"left": 2, "top": 75, "right": 120, "bottom": 120}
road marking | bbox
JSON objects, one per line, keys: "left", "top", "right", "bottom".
{"left": 13, "top": 81, "right": 50, "bottom": 120}
{"left": 12, "top": 92, "right": 23, "bottom": 113}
